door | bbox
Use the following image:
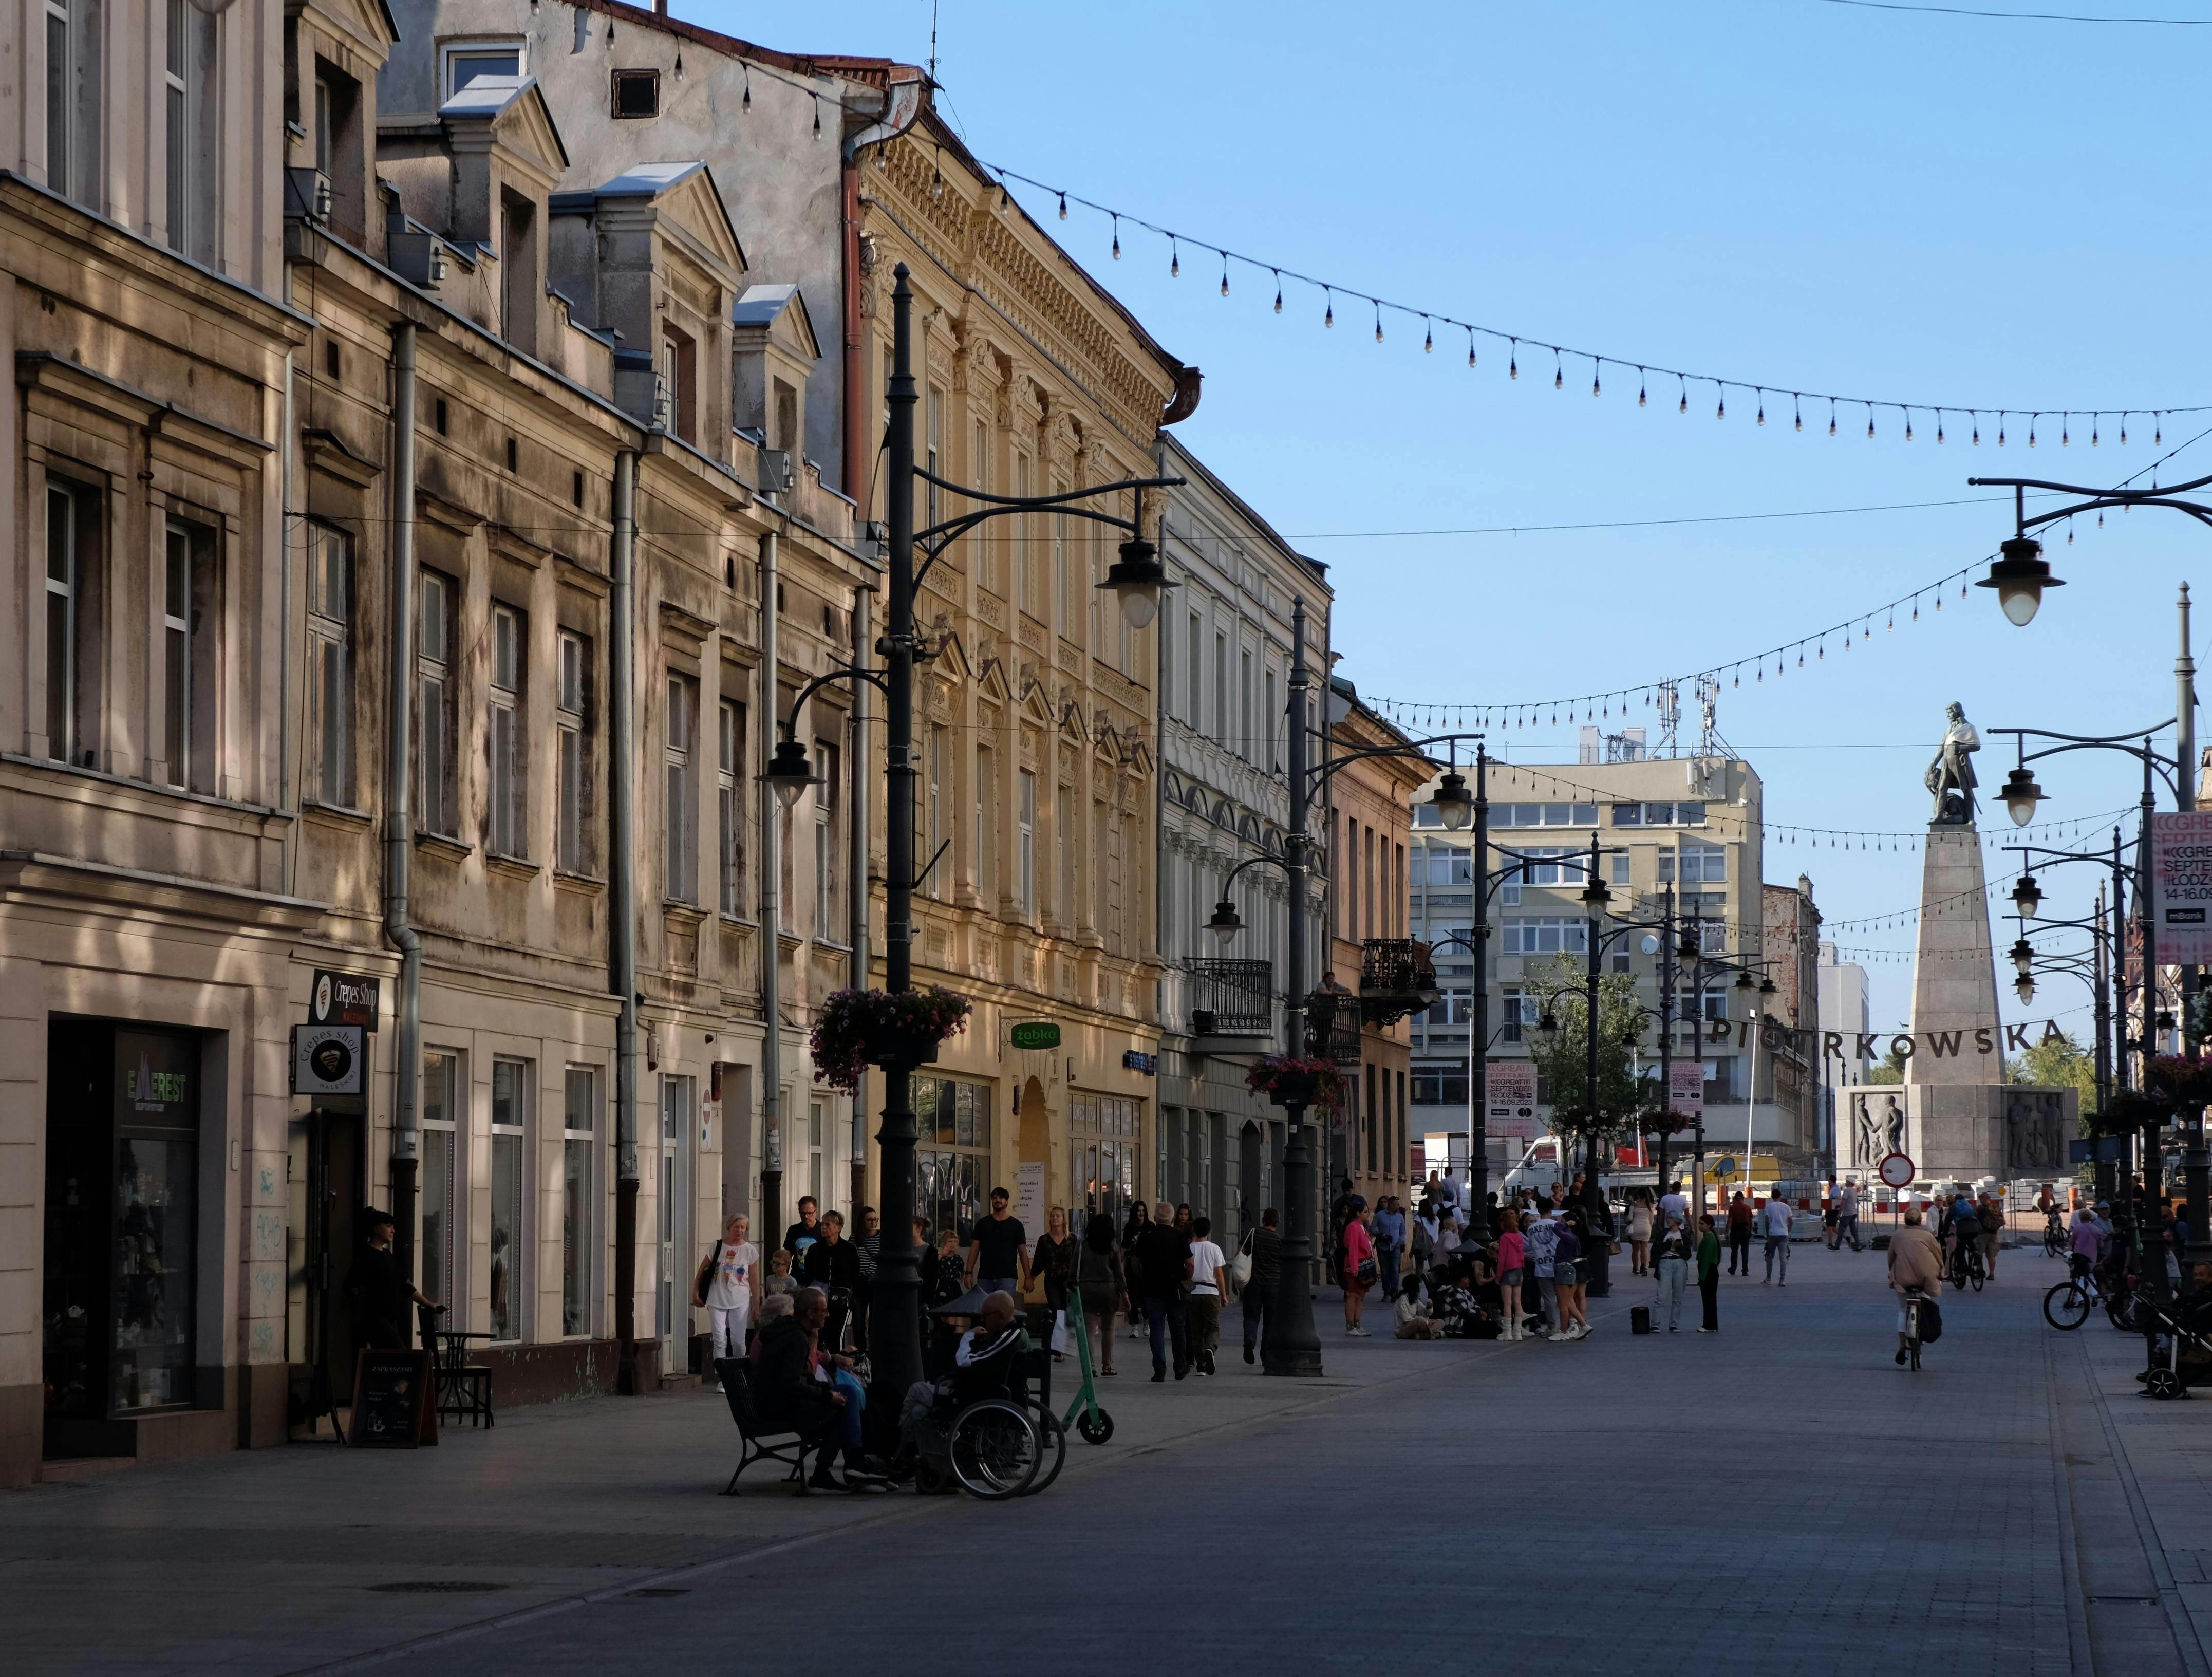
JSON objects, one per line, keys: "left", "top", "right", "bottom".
{"left": 1238, "top": 1121, "right": 1262, "bottom": 1241}
{"left": 659, "top": 1076, "right": 693, "bottom": 1376}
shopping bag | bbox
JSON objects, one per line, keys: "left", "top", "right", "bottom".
{"left": 1049, "top": 1309, "right": 1070, "bottom": 1354}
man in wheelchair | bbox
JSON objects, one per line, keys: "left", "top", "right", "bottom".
{"left": 897, "top": 1292, "right": 1034, "bottom": 1461}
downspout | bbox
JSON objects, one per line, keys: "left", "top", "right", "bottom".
{"left": 383, "top": 323, "right": 421, "bottom": 1301}
{"left": 839, "top": 74, "right": 923, "bottom": 500}
{"left": 759, "top": 530, "right": 783, "bottom": 1241}
{"left": 279, "top": 349, "right": 297, "bottom": 895}
{"left": 849, "top": 582, "right": 873, "bottom": 1216}
{"left": 611, "top": 450, "right": 640, "bottom": 1389}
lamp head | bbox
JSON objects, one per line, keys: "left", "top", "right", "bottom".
{"left": 1758, "top": 975, "right": 1777, "bottom": 996}
{"left": 1735, "top": 971, "right": 1755, "bottom": 991}
{"left": 765, "top": 737, "right": 815, "bottom": 810}
{"left": 1431, "top": 769, "right": 1474, "bottom": 832}
{"left": 1206, "top": 898, "right": 1243, "bottom": 948}
{"left": 1098, "top": 536, "right": 1168, "bottom": 628}
{"left": 2013, "top": 873, "right": 2043, "bottom": 918}
{"left": 1977, "top": 535, "right": 2064, "bottom": 627}
{"left": 2000, "top": 766, "right": 2046, "bottom": 828}
{"left": 1580, "top": 876, "right": 1612, "bottom": 909}
{"left": 2010, "top": 937, "right": 2035, "bottom": 978}
{"left": 2015, "top": 974, "right": 2036, "bottom": 1005}
{"left": 1538, "top": 1011, "right": 1559, "bottom": 1038}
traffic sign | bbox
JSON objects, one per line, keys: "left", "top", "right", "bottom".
{"left": 1878, "top": 1151, "right": 1916, "bottom": 1189}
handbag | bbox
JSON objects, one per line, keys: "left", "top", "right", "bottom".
{"left": 1918, "top": 1296, "right": 1944, "bottom": 1343}
{"left": 692, "top": 1240, "right": 723, "bottom": 1309}
{"left": 1049, "top": 1309, "right": 1070, "bottom": 1355}
{"left": 1229, "top": 1233, "right": 1254, "bottom": 1289}
{"left": 1355, "top": 1257, "right": 1379, "bottom": 1288}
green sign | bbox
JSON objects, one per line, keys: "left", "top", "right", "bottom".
{"left": 1010, "top": 1021, "right": 1062, "bottom": 1051}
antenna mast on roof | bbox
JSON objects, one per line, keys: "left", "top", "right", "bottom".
{"left": 929, "top": 0, "right": 940, "bottom": 82}
{"left": 1655, "top": 680, "right": 1680, "bottom": 759}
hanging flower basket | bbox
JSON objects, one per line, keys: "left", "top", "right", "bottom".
{"left": 2146, "top": 1055, "right": 2212, "bottom": 1107}
{"left": 2103, "top": 1087, "right": 2174, "bottom": 1132}
{"left": 1638, "top": 1107, "right": 1698, "bottom": 1139}
{"left": 1246, "top": 1056, "right": 1344, "bottom": 1112}
{"left": 809, "top": 986, "right": 971, "bottom": 1093}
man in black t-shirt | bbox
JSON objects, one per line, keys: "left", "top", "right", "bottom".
{"left": 346, "top": 1208, "right": 440, "bottom": 1350}
{"left": 965, "top": 1188, "right": 1030, "bottom": 1299}
{"left": 782, "top": 1197, "right": 823, "bottom": 1270}
{"left": 1134, "top": 1201, "right": 1194, "bottom": 1381}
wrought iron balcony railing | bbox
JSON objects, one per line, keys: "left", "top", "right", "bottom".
{"left": 1185, "top": 957, "right": 1274, "bottom": 1037}
{"left": 1359, "top": 938, "right": 1439, "bottom": 1027}
{"left": 1303, "top": 991, "right": 1364, "bottom": 1065}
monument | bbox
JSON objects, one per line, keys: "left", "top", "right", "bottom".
{"left": 1845, "top": 703, "right": 2072, "bottom": 1185}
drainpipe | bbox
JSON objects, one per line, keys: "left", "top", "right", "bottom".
{"left": 279, "top": 349, "right": 297, "bottom": 895}
{"left": 849, "top": 582, "right": 873, "bottom": 1216}
{"left": 611, "top": 449, "right": 640, "bottom": 1389}
{"left": 759, "top": 529, "right": 783, "bottom": 1242}
{"left": 383, "top": 323, "right": 422, "bottom": 1303}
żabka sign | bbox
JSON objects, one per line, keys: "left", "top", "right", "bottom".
{"left": 1687, "top": 1017, "right": 2071, "bottom": 1062}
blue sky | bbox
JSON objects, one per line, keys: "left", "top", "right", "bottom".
{"left": 709, "top": 0, "right": 2210, "bottom": 1035}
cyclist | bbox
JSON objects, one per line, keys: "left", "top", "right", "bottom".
{"left": 1977, "top": 1192, "right": 2004, "bottom": 1283}
{"left": 1888, "top": 1204, "right": 1944, "bottom": 1366}
{"left": 2069, "top": 1202, "right": 2106, "bottom": 1280}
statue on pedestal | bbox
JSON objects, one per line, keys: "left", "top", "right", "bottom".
{"left": 1925, "top": 701, "right": 1981, "bottom": 825}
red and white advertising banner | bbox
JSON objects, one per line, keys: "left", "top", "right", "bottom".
{"left": 2152, "top": 810, "right": 2212, "bottom": 966}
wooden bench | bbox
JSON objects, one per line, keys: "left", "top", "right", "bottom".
{"left": 715, "top": 1359, "right": 823, "bottom": 1496}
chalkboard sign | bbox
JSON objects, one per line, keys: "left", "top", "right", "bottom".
{"left": 349, "top": 1350, "right": 437, "bottom": 1448}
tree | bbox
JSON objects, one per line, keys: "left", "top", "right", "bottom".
{"left": 1524, "top": 955, "right": 1646, "bottom": 1147}
{"left": 2011, "top": 1031, "right": 2095, "bottom": 1103}
{"left": 1867, "top": 1043, "right": 1907, "bottom": 1085}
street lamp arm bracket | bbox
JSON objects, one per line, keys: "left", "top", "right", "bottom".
{"left": 781, "top": 665, "right": 889, "bottom": 740}
{"left": 911, "top": 472, "right": 1184, "bottom": 591}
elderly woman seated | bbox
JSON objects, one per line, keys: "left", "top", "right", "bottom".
{"left": 755, "top": 1285, "right": 880, "bottom": 1493}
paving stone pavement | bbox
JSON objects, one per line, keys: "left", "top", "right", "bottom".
{"left": 8, "top": 1241, "right": 2212, "bottom": 1675}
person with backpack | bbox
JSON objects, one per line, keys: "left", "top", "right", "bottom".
{"left": 1977, "top": 1192, "right": 2004, "bottom": 1282}
{"left": 1652, "top": 1213, "right": 1692, "bottom": 1333}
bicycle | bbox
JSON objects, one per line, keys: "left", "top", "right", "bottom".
{"left": 1901, "top": 1287, "right": 1928, "bottom": 1372}
{"left": 1948, "top": 1238, "right": 1985, "bottom": 1293}
{"left": 2043, "top": 1264, "right": 2143, "bottom": 1332}
{"left": 2042, "top": 1214, "right": 2069, "bottom": 1260}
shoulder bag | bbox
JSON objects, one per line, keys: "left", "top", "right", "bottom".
{"left": 692, "top": 1240, "right": 724, "bottom": 1309}
{"left": 1229, "top": 1232, "right": 1254, "bottom": 1289}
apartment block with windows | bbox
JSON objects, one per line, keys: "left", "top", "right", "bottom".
{"left": 0, "top": 0, "right": 304, "bottom": 1485}
{"left": 1153, "top": 435, "right": 1331, "bottom": 1244}
{"left": 1407, "top": 744, "right": 1794, "bottom": 1183}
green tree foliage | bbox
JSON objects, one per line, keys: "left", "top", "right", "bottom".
{"left": 2010, "top": 1031, "right": 2095, "bottom": 1104}
{"left": 1867, "top": 1043, "right": 1907, "bottom": 1085}
{"left": 1524, "top": 955, "right": 1647, "bottom": 1141}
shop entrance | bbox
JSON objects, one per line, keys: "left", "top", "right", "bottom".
{"left": 42, "top": 1020, "right": 203, "bottom": 1458}
{"left": 287, "top": 1108, "right": 362, "bottom": 1436}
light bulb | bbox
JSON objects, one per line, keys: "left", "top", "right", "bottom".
{"left": 1169, "top": 243, "right": 1179, "bottom": 277}
{"left": 1058, "top": 192, "right": 1067, "bottom": 219}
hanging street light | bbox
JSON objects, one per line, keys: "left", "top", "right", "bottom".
{"left": 1978, "top": 535, "right": 2064, "bottom": 627}
{"left": 765, "top": 737, "right": 816, "bottom": 809}
{"left": 2013, "top": 873, "right": 2043, "bottom": 917}
{"left": 1096, "top": 535, "right": 1169, "bottom": 628}
{"left": 2000, "top": 766, "right": 2047, "bottom": 827}
{"left": 2011, "top": 937, "right": 2036, "bottom": 978}
{"left": 1207, "top": 898, "right": 1243, "bottom": 948}
{"left": 1430, "top": 767, "right": 1474, "bottom": 832}
{"left": 2016, "top": 974, "right": 2036, "bottom": 1005}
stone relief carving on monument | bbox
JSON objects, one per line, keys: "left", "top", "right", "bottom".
{"left": 1924, "top": 701, "right": 1981, "bottom": 825}
{"left": 1849, "top": 1090, "right": 1908, "bottom": 1165}
{"left": 2003, "top": 1088, "right": 2066, "bottom": 1175}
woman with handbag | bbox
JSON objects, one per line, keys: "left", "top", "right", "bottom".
{"left": 696, "top": 1214, "right": 761, "bottom": 1365}
{"left": 1342, "top": 1205, "right": 1377, "bottom": 1337}
{"left": 1034, "top": 1206, "right": 1078, "bottom": 1361}
{"left": 1076, "top": 1210, "right": 1127, "bottom": 1376}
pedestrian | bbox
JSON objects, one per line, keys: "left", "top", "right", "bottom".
{"left": 1627, "top": 1190, "right": 1653, "bottom": 1276}
{"left": 1075, "top": 1209, "right": 1126, "bottom": 1377}
{"left": 852, "top": 1207, "right": 879, "bottom": 1351}
{"left": 1524, "top": 1202, "right": 1562, "bottom": 1337}
{"left": 1497, "top": 1210, "right": 1527, "bottom": 1340}
{"left": 1240, "top": 1208, "right": 1281, "bottom": 1366}
{"left": 1977, "top": 1192, "right": 2003, "bottom": 1283}
{"left": 1187, "top": 1215, "right": 1228, "bottom": 1374}
{"left": 1342, "top": 1204, "right": 1376, "bottom": 1336}
{"left": 697, "top": 1213, "right": 760, "bottom": 1364}
{"left": 1759, "top": 1192, "right": 1792, "bottom": 1285}
{"left": 1822, "top": 1187, "right": 1840, "bottom": 1251}
{"left": 1483, "top": 1191, "right": 1503, "bottom": 1242}
{"left": 1122, "top": 1200, "right": 1152, "bottom": 1341}
{"left": 1835, "top": 1178, "right": 1861, "bottom": 1251}
{"left": 1652, "top": 1213, "right": 1691, "bottom": 1332}
{"left": 346, "top": 1208, "right": 441, "bottom": 1350}
{"left": 927, "top": 1229, "right": 966, "bottom": 1308}
{"left": 1658, "top": 1179, "right": 1690, "bottom": 1229}
{"left": 1328, "top": 1178, "right": 1360, "bottom": 1292}
{"left": 1373, "top": 1195, "right": 1407, "bottom": 1301}
{"left": 798, "top": 1209, "right": 861, "bottom": 1293}
{"left": 782, "top": 1196, "right": 823, "bottom": 1269}
{"left": 1695, "top": 1213, "right": 1721, "bottom": 1333}
{"left": 1727, "top": 1190, "right": 1754, "bottom": 1275}
{"left": 1135, "top": 1201, "right": 1193, "bottom": 1380}
{"left": 1411, "top": 1201, "right": 1438, "bottom": 1280}
{"left": 764, "top": 1245, "right": 798, "bottom": 1302}
{"left": 912, "top": 1216, "right": 935, "bottom": 1299}
{"left": 964, "top": 1186, "right": 1031, "bottom": 1298}
{"left": 1553, "top": 1213, "right": 1587, "bottom": 1340}
{"left": 1394, "top": 1274, "right": 1445, "bottom": 1339}
{"left": 1034, "top": 1206, "right": 1077, "bottom": 1358}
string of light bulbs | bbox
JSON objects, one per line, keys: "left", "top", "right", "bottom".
{"left": 979, "top": 159, "right": 2212, "bottom": 450}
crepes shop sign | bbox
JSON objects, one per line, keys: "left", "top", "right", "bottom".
{"left": 2153, "top": 810, "right": 2212, "bottom": 966}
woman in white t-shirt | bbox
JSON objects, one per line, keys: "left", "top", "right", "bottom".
{"left": 698, "top": 1214, "right": 761, "bottom": 1362}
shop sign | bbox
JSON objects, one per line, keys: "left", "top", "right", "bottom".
{"left": 1010, "top": 1021, "right": 1062, "bottom": 1051}
{"left": 292, "top": 1024, "right": 366, "bottom": 1096}
{"left": 310, "top": 970, "right": 381, "bottom": 1030}
{"left": 1122, "top": 1051, "right": 1157, "bottom": 1074}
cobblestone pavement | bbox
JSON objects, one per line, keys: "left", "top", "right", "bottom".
{"left": 8, "top": 1241, "right": 2211, "bottom": 1674}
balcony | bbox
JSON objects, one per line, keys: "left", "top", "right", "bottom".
{"left": 1359, "top": 938, "right": 1438, "bottom": 1028}
{"left": 1303, "top": 991, "right": 1363, "bottom": 1066}
{"left": 1185, "top": 957, "right": 1274, "bottom": 1038}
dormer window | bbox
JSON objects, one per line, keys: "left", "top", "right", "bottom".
{"left": 611, "top": 68, "right": 659, "bottom": 119}
{"left": 660, "top": 323, "right": 696, "bottom": 443}
{"left": 443, "top": 40, "right": 522, "bottom": 98}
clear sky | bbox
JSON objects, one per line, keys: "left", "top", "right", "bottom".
{"left": 702, "top": 0, "right": 2209, "bottom": 1038}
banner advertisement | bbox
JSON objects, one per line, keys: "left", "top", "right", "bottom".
{"left": 1667, "top": 1061, "right": 1704, "bottom": 1116}
{"left": 1486, "top": 1060, "right": 1538, "bottom": 1140}
{"left": 2152, "top": 810, "right": 2212, "bottom": 966}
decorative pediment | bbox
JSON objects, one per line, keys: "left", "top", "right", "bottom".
{"left": 1017, "top": 672, "right": 1055, "bottom": 730}
{"left": 973, "top": 656, "right": 1013, "bottom": 706}
{"left": 292, "top": 0, "right": 398, "bottom": 64}
{"left": 594, "top": 161, "right": 746, "bottom": 281}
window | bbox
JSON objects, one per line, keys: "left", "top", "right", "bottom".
{"left": 972, "top": 419, "right": 992, "bottom": 592}
{"left": 1053, "top": 497, "right": 1068, "bottom": 635}
{"left": 975, "top": 746, "right": 995, "bottom": 902}
{"left": 1070, "top": 1092, "right": 1141, "bottom": 1233}
{"left": 611, "top": 66, "right": 659, "bottom": 118}
{"left": 1014, "top": 454, "right": 1030, "bottom": 614}
{"left": 1017, "top": 769, "right": 1036, "bottom": 915}
{"left": 807, "top": 1100, "right": 825, "bottom": 1207}
{"left": 45, "top": 0, "right": 102, "bottom": 210}
{"left": 1497, "top": 846, "right": 1588, "bottom": 905}
{"left": 306, "top": 524, "right": 351, "bottom": 805}
{"left": 420, "top": 1051, "right": 461, "bottom": 1328}
{"left": 417, "top": 571, "right": 457, "bottom": 835}
{"left": 657, "top": 1076, "right": 693, "bottom": 1341}
{"left": 164, "top": 0, "right": 215, "bottom": 262}
{"left": 1412, "top": 1060, "right": 1469, "bottom": 1106}
{"left": 1658, "top": 843, "right": 1727, "bottom": 885}
{"left": 1265, "top": 668, "right": 1278, "bottom": 771}
{"left": 1495, "top": 803, "right": 1600, "bottom": 828}
{"left": 1615, "top": 801, "right": 1708, "bottom": 828}
{"left": 1610, "top": 852, "right": 1631, "bottom": 886}
{"left": 1185, "top": 612, "right": 1202, "bottom": 728}
{"left": 665, "top": 674, "right": 696, "bottom": 901}
{"left": 44, "top": 480, "right": 100, "bottom": 766}
{"left": 490, "top": 1058, "right": 529, "bottom": 1342}
{"left": 914, "top": 1075, "right": 994, "bottom": 1241}
{"left": 499, "top": 191, "right": 536, "bottom": 355}
{"left": 1213, "top": 633, "right": 1227, "bottom": 746}
{"left": 444, "top": 39, "right": 522, "bottom": 97}
{"left": 557, "top": 631, "right": 590, "bottom": 872}
{"left": 1422, "top": 847, "right": 1473, "bottom": 887}
{"left": 1502, "top": 916, "right": 1588, "bottom": 956}
{"left": 660, "top": 324, "right": 695, "bottom": 443}
{"left": 1425, "top": 989, "right": 1473, "bottom": 1027}
{"left": 1240, "top": 648, "right": 1253, "bottom": 762}
{"left": 925, "top": 724, "right": 945, "bottom": 902}
{"left": 1056, "top": 785, "right": 1075, "bottom": 928}
{"left": 1500, "top": 986, "right": 1536, "bottom": 1044}
{"left": 718, "top": 697, "right": 745, "bottom": 916}
{"left": 773, "top": 379, "right": 798, "bottom": 457}
{"left": 561, "top": 1067, "right": 597, "bottom": 1336}
{"left": 488, "top": 604, "right": 524, "bottom": 856}
{"left": 813, "top": 737, "right": 841, "bottom": 939}
{"left": 312, "top": 61, "right": 363, "bottom": 238}
{"left": 926, "top": 387, "right": 943, "bottom": 529}
{"left": 162, "top": 518, "right": 216, "bottom": 793}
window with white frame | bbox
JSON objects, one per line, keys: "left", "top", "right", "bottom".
{"left": 1658, "top": 843, "right": 1728, "bottom": 885}
{"left": 1494, "top": 802, "right": 1600, "bottom": 828}
{"left": 1017, "top": 768, "right": 1036, "bottom": 916}
{"left": 1213, "top": 633, "right": 1227, "bottom": 747}
{"left": 1240, "top": 647, "right": 1253, "bottom": 763}
{"left": 561, "top": 1065, "right": 597, "bottom": 1336}
{"left": 1425, "top": 988, "right": 1473, "bottom": 1028}
{"left": 1502, "top": 916, "right": 1589, "bottom": 956}
{"left": 1053, "top": 497, "right": 1069, "bottom": 636}
{"left": 420, "top": 1051, "right": 461, "bottom": 1327}
{"left": 44, "top": 480, "right": 100, "bottom": 766}
{"left": 489, "top": 1058, "right": 530, "bottom": 1341}
{"left": 306, "top": 524, "right": 351, "bottom": 806}
{"left": 45, "top": 0, "right": 102, "bottom": 211}
{"left": 1499, "top": 985, "right": 1538, "bottom": 1043}
{"left": 808, "top": 1099, "right": 826, "bottom": 1207}
{"left": 926, "top": 386, "right": 943, "bottom": 529}
{"left": 718, "top": 697, "right": 745, "bottom": 916}
{"left": 417, "top": 570, "right": 457, "bottom": 835}
{"left": 1422, "top": 846, "right": 1473, "bottom": 887}
{"left": 1610, "top": 851, "right": 1631, "bottom": 886}
{"left": 925, "top": 724, "right": 945, "bottom": 902}
{"left": 557, "top": 630, "right": 590, "bottom": 872}
{"left": 1014, "top": 454, "right": 1031, "bottom": 614}
{"left": 443, "top": 38, "right": 523, "bottom": 98}
{"left": 1613, "top": 801, "right": 1708, "bottom": 828}
{"left": 975, "top": 744, "right": 995, "bottom": 902}
{"left": 972, "top": 418, "right": 992, "bottom": 593}
{"left": 163, "top": 0, "right": 215, "bottom": 263}
{"left": 1264, "top": 667, "right": 1279, "bottom": 771}
{"left": 488, "top": 604, "right": 524, "bottom": 856}
{"left": 814, "top": 737, "right": 841, "bottom": 939}
{"left": 664, "top": 673, "right": 696, "bottom": 902}
{"left": 1056, "top": 784, "right": 1075, "bottom": 928}
{"left": 1185, "top": 611, "right": 1201, "bottom": 729}
{"left": 162, "top": 518, "right": 216, "bottom": 794}
{"left": 1497, "top": 846, "right": 1588, "bottom": 906}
